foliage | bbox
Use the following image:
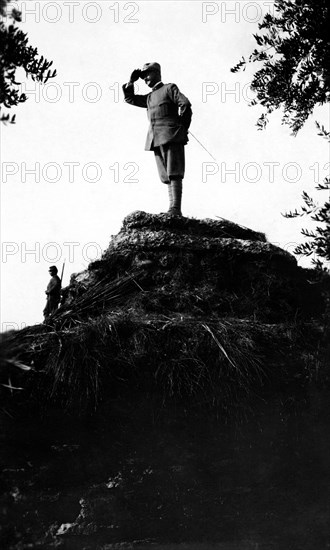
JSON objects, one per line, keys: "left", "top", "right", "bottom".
{"left": 283, "top": 124, "right": 330, "bottom": 269}
{"left": 0, "top": 0, "right": 56, "bottom": 123}
{"left": 231, "top": 0, "right": 330, "bottom": 134}
{"left": 232, "top": 0, "right": 330, "bottom": 268}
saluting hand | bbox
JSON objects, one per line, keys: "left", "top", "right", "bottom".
{"left": 129, "top": 69, "right": 141, "bottom": 84}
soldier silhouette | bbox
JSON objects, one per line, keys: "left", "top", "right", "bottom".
{"left": 43, "top": 265, "right": 61, "bottom": 320}
{"left": 123, "top": 62, "right": 192, "bottom": 216}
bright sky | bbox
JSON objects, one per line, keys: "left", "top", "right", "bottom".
{"left": 1, "top": 0, "right": 329, "bottom": 330}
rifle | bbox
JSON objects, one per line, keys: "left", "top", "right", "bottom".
{"left": 60, "top": 262, "right": 65, "bottom": 285}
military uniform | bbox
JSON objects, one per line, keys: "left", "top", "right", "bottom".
{"left": 122, "top": 62, "right": 192, "bottom": 216}
{"left": 123, "top": 81, "right": 192, "bottom": 184}
{"left": 43, "top": 271, "right": 61, "bottom": 319}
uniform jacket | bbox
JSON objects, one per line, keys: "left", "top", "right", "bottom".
{"left": 122, "top": 82, "right": 192, "bottom": 151}
{"left": 46, "top": 275, "right": 61, "bottom": 299}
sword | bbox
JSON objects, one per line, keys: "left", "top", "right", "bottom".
{"left": 188, "top": 130, "right": 218, "bottom": 162}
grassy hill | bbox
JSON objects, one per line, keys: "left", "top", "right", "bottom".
{"left": 1, "top": 211, "right": 329, "bottom": 417}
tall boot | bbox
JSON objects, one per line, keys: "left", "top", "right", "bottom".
{"left": 167, "top": 182, "right": 174, "bottom": 212}
{"left": 169, "top": 178, "right": 182, "bottom": 216}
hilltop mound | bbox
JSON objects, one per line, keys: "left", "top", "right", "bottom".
{"left": 63, "top": 211, "right": 319, "bottom": 322}
{"left": 1, "top": 211, "right": 329, "bottom": 415}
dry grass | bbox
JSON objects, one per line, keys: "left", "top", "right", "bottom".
{"left": 50, "top": 271, "right": 144, "bottom": 329}
{"left": 1, "top": 248, "right": 328, "bottom": 417}
{"left": 1, "top": 311, "right": 269, "bottom": 414}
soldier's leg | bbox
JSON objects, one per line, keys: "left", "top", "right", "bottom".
{"left": 170, "top": 178, "right": 182, "bottom": 216}
{"left": 154, "top": 146, "right": 170, "bottom": 184}
{"left": 49, "top": 297, "right": 59, "bottom": 315}
{"left": 167, "top": 182, "right": 174, "bottom": 211}
{"left": 43, "top": 298, "right": 50, "bottom": 320}
{"left": 167, "top": 144, "right": 185, "bottom": 216}
{"left": 154, "top": 146, "right": 172, "bottom": 212}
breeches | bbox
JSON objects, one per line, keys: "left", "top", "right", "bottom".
{"left": 153, "top": 143, "right": 185, "bottom": 184}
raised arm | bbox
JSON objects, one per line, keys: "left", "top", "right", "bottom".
{"left": 122, "top": 69, "right": 148, "bottom": 108}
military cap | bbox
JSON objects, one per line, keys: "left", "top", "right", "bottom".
{"left": 140, "top": 62, "right": 161, "bottom": 77}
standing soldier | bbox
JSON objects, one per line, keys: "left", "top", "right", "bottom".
{"left": 43, "top": 265, "right": 61, "bottom": 319}
{"left": 123, "top": 62, "right": 192, "bottom": 217}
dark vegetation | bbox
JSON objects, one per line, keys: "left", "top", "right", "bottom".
{"left": 283, "top": 123, "right": 330, "bottom": 269}
{"left": 0, "top": 0, "right": 56, "bottom": 123}
{"left": 1, "top": 212, "right": 329, "bottom": 548}
{"left": 1, "top": 212, "right": 329, "bottom": 418}
{"left": 231, "top": 0, "right": 330, "bottom": 134}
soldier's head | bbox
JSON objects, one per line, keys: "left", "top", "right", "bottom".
{"left": 141, "top": 62, "right": 161, "bottom": 88}
{"left": 49, "top": 265, "right": 58, "bottom": 275}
